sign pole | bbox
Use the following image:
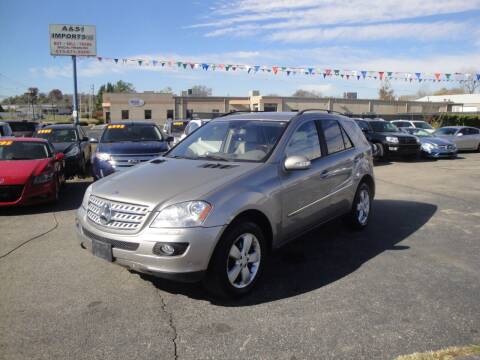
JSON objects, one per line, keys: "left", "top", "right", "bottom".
{"left": 72, "top": 55, "right": 79, "bottom": 124}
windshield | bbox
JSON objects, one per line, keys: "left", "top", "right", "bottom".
{"left": 167, "top": 120, "right": 287, "bottom": 162}
{"left": 0, "top": 141, "right": 50, "bottom": 160}
{"left": 36, "top": 128, "right": 77, "bottom": 143}
{"left": 101, "top": 124, "right": 163, "bottom": 142}
{"left": 413, "top": 121, "right": 433, "bottom": 130}
{"left": 406, "top": 129, "right": 431, "bottom": 137}
{"left": 370, "top": 121, "right": 399, "bottom": 133}
{"left": 435, "top": 128, "right": 457, "bottom": 136}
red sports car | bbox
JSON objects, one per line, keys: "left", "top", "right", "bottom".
{"left": 0, "top": 138, "right": 65, "bottom": 206}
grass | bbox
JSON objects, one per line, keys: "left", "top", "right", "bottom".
{"left": 396, "top": 345, "right": 480, "bottom": 360}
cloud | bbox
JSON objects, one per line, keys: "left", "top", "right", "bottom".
{"left": 297, "top": 83, "right": 335, "bottom": 94}
{"left": 268, "top": 21, "right": 468, "bottom": 43}
{"left": 192, "top": 0, "right": 480, "bottom": 44}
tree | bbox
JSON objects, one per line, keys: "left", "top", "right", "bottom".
{"left": 160, "top": 86, "right": 175, "bottom": 94}
{"left": 190, "top": 85, "right": 212, "bottom": 96}
{"left": 292, "top": 89, "right": 322, "bottom": 98}
{"left": 113, "top": 80, "right": 135, "bottom": 93}
{"left": 433, "top": 87, "right": 465, "bottom": 96}
{"left": 48, "top": 89, "right": 63, "bottom": 103}
{"left": 378, "top": 80, "right": 395, "bottom": 101}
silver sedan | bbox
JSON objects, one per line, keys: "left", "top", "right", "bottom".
{"left": 434, "top": 126, "right": 480, "bottom": 151}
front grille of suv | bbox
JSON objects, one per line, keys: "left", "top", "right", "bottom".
{"left": 0, "top": 185, "right": 24, "bottom": 203}
{"left": 82, "top": 227, "right": 140, "bottom": 251}
{"left": 87, "top": 195, "right": 150, "bottom": 231}
{"left": 398, "top": 137, "right": 418, "bottom": 145}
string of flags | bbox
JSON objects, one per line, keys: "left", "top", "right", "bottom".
{"left": 93, "top": 56, "right": 480, "bottom": 84}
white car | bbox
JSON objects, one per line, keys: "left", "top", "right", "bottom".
{"left": 391, "top": 120, "right": 435, "bottom": 134}
{"left": 178, "top": 119, "right": 211, "bottom": 142}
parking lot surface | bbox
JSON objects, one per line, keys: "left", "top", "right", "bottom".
{"left": 1, "top": 154, "right": 479, "bottom": 360}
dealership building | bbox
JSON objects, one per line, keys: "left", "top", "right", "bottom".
{"left": 102, "top": 91, "right": 455, "bottom": 124}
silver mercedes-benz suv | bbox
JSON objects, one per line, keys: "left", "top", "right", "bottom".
{"left": 76, "top": 111, "right": 375, "bottom": 297}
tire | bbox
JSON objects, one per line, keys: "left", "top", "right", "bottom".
{"left": 204, "top": 221, "right": 266, "bottom": 298}
{"left": 348, "top": 182, "right": 372, "bottom": 230}
{"left": 477, "top": 142, "right": 480, "bottom": 152}
{"left": 375, "top": 143, "right": 388, "bottom": 161}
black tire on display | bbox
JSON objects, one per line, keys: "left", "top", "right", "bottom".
{"left": 376, "top": 143, "right": 387, "bottom": 161}
{"left": 204, "top": 221, "right": 266, "bottom": 299}
{"left": 348, "top": 182, "right": 372, "bottom": 230}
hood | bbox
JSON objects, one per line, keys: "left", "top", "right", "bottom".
{"left": 91, "top": 158, "right": 261, "bottom": 209}
{"left": 52, "top": 142, "right": 77, "bottom": 154}
{"left": 97, "top": 141, "right": 169, "bottom": 155}
{"left": 377, "top": 131, "right": 416, "bottom": 138}
{"left": 418, "top": 137, "right": 454, "bottom": 146}
{"left": 0, "top": 159, "right": 49, "bottom": 184}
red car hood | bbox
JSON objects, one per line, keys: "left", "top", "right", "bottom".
{"left": 0, "top": 159, "right": 49, "bottom": 185}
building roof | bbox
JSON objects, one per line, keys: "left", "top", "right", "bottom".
{"left": 416, "top": 94, "right": 480, "bottom": 105}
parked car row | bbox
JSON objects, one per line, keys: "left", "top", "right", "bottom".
{"left": 354, "top": 118, "right": 480, "bottom": 161}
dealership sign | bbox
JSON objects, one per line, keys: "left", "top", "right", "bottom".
{"left": 49, "top": 24, "right": 96, "bottom": 56}
{"left": 128, "top": 98, "right": 145, "bottom": 107}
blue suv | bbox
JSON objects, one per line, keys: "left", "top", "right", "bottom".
{"left": 91, "top": 121, "right": 172, "bottom": 180}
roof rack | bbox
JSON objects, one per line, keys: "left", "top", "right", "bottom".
{"left": 297, "top": 109, "right": 345, "bottom": 116}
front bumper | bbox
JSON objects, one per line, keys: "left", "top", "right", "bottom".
{"left": 385, "top": 144, "right": 420, "bottom": 156}
{"left": 423, "top": 149, "right": 458, "bottom": 158}
{"left": 0, "top": 181, "right": 56, "bottom": 207}
{"left": 75, "top": 206, "right": 226, "bottom": 282}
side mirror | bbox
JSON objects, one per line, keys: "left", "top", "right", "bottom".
{"left": 284, "top": 155, "right": 311, "bottom": 171}
{"left": 166, "top": 136, "right": 174, "bottom": 143}
{"left": 55, "top": 152, "right": 65, "bottom": 161}
{"left": 89, "top": 137, "right": 98, "bottom": 143}
{"left": 456, "top": 132, "right": 464, "bottom": 137}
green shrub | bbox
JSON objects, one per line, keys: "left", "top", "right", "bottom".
{"left": 434, "top": 114, "right": 480, "bottom": 128}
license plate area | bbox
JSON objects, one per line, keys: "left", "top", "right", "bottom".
{"left": 92, "top": 239, "right": 113, "bottom": 262}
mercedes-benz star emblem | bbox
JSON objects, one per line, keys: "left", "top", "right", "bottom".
{"left": 99, "top": 203, "right": 113, "bottom": 225}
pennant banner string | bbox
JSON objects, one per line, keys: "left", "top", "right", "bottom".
{"left": 92, "top": 56, "right": 479, "bottom": 84}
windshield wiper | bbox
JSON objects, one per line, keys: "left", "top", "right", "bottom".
{"left": 198, "top": 154, "right": 232, "bottom": 162}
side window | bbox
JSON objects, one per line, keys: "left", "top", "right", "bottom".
{"left": 285, "top": 121, "right": 321, "bottom": 160}
{"left": 470, "top": 128, "right": 479, "bottom": 134}
{"left": 458, "top": 128, "right": 467, "bottom": 135}
{"left": 340, "top": 126, "right": 353, "bottom": 149}
{"left": 322, "top": 119, "right": 346, "bottom": 154}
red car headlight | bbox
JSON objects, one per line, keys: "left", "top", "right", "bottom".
{"left": 33, "top": 171, "right": 55, "bottom": 184}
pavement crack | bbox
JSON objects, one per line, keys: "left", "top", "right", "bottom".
{"left": 0, "top": 212, "right": 58, "bottom": 260}
{"left": 157, "top": 290, "right": 178, "bottom": 360}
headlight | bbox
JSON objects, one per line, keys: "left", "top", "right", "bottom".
{"left": 65, "top": 146, "right": 80, "bottom": 157}
{"left": 150, "top": 201, "right": 212, "bottom": 228}
{"left": 33, "top": 171, "right": 54, "bottom": 184}
{"left": 81, "top": 184, "right": 93, "bottom": 209}
{"left": 386, "top": 136, "right": 399, "bottom": 144}
{"left": 421, "top": 143, "right": 437, "bottom": 152}
{"left": 95, "top": 152, "right": 111, "bottom": 161}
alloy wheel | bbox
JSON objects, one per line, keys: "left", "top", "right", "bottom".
{"left": 356, "top": 188, "right": 370, "bottom": 225}
{"left": 226, "top": 233, "right": 261, "bottom": 288}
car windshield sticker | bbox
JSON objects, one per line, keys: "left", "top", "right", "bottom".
{"left": 38, "top": 129, "right": 52, "bottom": 134}
{"left": 107, "top": 125, "right": 126, "bottom": 129}
{"left": 0, "top": 141, "right": 13, "bottom": 146}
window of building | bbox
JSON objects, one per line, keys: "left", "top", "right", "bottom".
{"left": 105, "top": 112, "right": 111, "bottom": 122}
{"left": 263, "top": 103, "right": 278, "bottom": 112}
{"left": 285, "top": 121, "right": 321, "bottom": 160}
{"left": 144, "top": 109, "right": 152, "bottom": 120}
{"left": 212, "top": 109, "right": 220, "bottom": 113}
{"left": 186, "top": 109, "right": 193, "bottom": 119}
{"left": 167, "top": 110, "right": 174, "bottom": 119}
{"left": 322, "top": 119, "right": 347, "bottom": 154}
{"left": 121, "top": 110, "right": 129, "bottom": 120}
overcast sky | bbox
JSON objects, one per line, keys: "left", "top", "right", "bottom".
{"left": 1, "top": 0, "right": 479, "bottom": 99}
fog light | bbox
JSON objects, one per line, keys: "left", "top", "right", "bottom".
{"left": 389, "top": 146, "right": 398, "bottom": 151}
{"left": 161, "top": 244, "right": 175, "bottom": 255}
{"left": 153, "top": 242, "right": 189, "bottom": 256}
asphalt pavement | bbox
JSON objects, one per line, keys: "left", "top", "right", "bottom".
{"left": 1, "top": 154, "right": 479, "bottom": 360}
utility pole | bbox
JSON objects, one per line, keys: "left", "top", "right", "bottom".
{"left": 90, "top": 84, "right": 94, "bottom": 119}
{"left": 72, "top": 55, "right": 79, "bottom": 124}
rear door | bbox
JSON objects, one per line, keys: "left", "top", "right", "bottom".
{"left": 280, "top": 120, "right": 333, "bottom": 239}
{"left": 318, "top": 118, "right": 356, "bottom": 216}
{"left": 455, "top": 128, "right": 471, "bottom": 149}
{"left": 464, "top": 128, "right": 480, "bottom": 149}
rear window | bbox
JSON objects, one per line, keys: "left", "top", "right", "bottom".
{"left": 0, "top": 141, "right": 51, "bottom": 160}
{"left": 8, "top": 122, "right": 37, "bottom": 132}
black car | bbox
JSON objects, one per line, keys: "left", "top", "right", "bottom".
{"left": 354, "top": 119, "right": 420, "bottom": 160}
{"left": 34, "top": 124, "right": 91, "bottom": 177}
{"left": 5, "top": 120, "right": 41, "bottom": 137}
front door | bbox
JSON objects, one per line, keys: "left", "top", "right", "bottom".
{"left": 280, "top": 120, "right": 332, "bottom": 239}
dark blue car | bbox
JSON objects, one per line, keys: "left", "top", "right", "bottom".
{"left": 91, "top": 121, "right": 172, "bottom": 180}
